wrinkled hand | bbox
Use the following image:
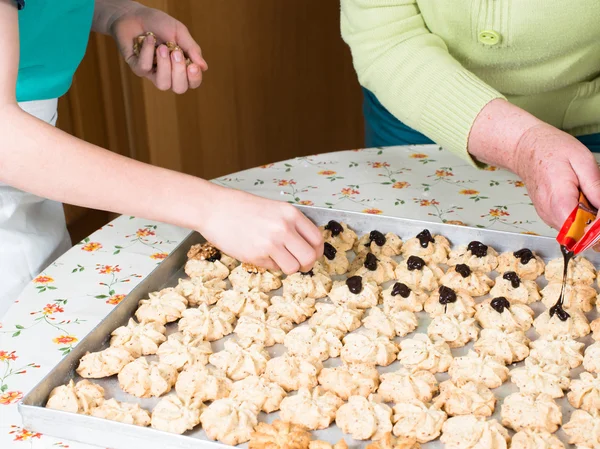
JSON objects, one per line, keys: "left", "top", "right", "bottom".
{"left": 514, "top": 123, "right": 600, "bottom": 230}
{"left": 199, "top": 186, "right": 324, "bottom": 274}
{"left": 110, "top": 3, "right": 207, "bottom": 93}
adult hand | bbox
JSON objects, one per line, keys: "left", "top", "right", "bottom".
{"left": 198, "top": 186, "right": 324, "bottom": 274}
{"left": 513, "top": 123, "right": 600, "bottom": 230}
{"left": 109, "top": 2, "right": 208, "bottom": 93}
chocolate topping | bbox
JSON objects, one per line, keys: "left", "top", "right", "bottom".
{"left": 455, "top": 264, "right": 471, "bottom": 278}
{"left": 323, "top": 242, "right": 337, "bottom": 261}
{"left": 467, "top": 241, "right": 488, "bottom": 258}
{"left": 364, "top": 253, "right": 378, "bottom": 271}
{"left": 407, "top": 255, "right": 426, "bottom": 271}
{"left": 503, "top": 271, "right": 521, "bottom": 289}
{"left": 368, "top": 230, "right": 387, "bottom": 247}
{"left": 206, "top": 250, "right": 222, "bottom": 263}
{"left": 416, "top": 229, "right": 435, "bottom": 248}
{"left": 490, "top": 297, "right": 511, "bottom": 313}
{"left": 346, "top": 276, "right": 363, "bottom": 294}
{"left": 438, "top": 286, "right": 457, "bottom": 304}
{"left": 324, "top": 220, "right": 343, "bottom": 237}
{"left": 514, "top": 248, "right": 534, "bottom": 265}
{"left": 391, "top": 282, "right": 411, "bottom": 298}
{"left": 300, "top": 270, "right": 314, "bottom": 277}
{"left": 549, "top": 304, "right": 571, "bottom": 321}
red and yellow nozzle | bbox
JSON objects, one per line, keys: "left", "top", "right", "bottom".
{"left": 557, "top": 192, "right": 600, "bottom": 254}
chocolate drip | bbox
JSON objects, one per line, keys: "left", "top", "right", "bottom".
{"left": 324, "top": 220, "right": 343, "bottom": 237}
{"left": 407, "top": 256, "right": 425, "bottom": 271}
{"left": 490, "top": 297, "right": 510, "bottom": 313}
{"left": 513, "top": 248, "right": 534, "bottom": 265}
{"left": 346, "top": 276, "right": 363, "bottom": 294}
{"left": 364, "top": 253, "right": 378, "bottom": 271}
{"left": 502, "top": 271, "right": 521, "bottom": 289}
{"left": 455, "top": 264, "right": 471, "bottom": 278}
{"left": 438, "top": 286, "right": 457, "bottom": 304}
{"left": 391, "top": 282, "right": 411, "bottom": 298}
{"left": 368, "top": 230, "right": 386, "bottom": 247}
{"left": 323, "top": 242, "right": 337, "bottom": 261}
{"left": 467, "top": 241, "right": 488, "bottom": 258}
{"left": 550, "top": 245, "right": 575, "bottom": 322}
{"left": 300, "top": 270, "right": 314, "bottom": 277}
{"left": 416, "top": 229, "right": 435, "bottom": 248}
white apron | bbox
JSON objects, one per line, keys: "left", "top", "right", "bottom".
{"left": 0, "top": 98, "right": 72, "bottom": 317}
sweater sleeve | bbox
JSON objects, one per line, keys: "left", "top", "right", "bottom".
{"left": 341, "top": 0, "right": 505, "bottom": 165}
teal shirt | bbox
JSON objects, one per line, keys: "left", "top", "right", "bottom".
{"left": 17, "top": 1, "right": 95, "bottom": 102}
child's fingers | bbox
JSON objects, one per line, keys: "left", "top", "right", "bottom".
{"left": 187, "top": 64, "right": 203, "bottom": 90}
{"left": 170, "top": 50, "right": 189, "bottom": 94}
{"left": 270, "top": 246, "right": 301, "bottom": 275}
{"left": 130, "top": 33, "right": 156, "bottom": 76}
{"left": 153, "top": 45, "right": 172, "bottom": 91}
{"left": 176, "top": 24, "right": 208, "bottom": 70}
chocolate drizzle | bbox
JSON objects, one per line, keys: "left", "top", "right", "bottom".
{"left": 502, "top": 271, "right": 521, "bottom": 289}
{"left": 300, "top": 270, "right": 314, "bottom": 277}
{"left": 549, "top": 245, "right": 575, "bottom": 322}
{"left": 416, "top": 229, "right": 435, "bottom": 248}
{"left": 438, "top": 286, "right": 457, "bottom": 304}
{"left": 391, "top": 282, "right": 411, "bottom": 298}
{"left": 490, "top": 297, "right": 510, "bottom": 313}
{"left": 455, "top": 264, "right": 471, "bottom": 278}
{"left": 407, "top": 255, "right": 425, "bottom": 271}
{"left": 346, "top": 276, "right": 363, "bottom": 294}
{"left": 364, "top": 253, "right": 378, "bottom": 271}
{"left": 467, "top": 241, "right": 488, "bottom": 258}
{"left": 323, "top": 242, "right": 337, "bottom": 261}
{"left": 367, "top": 230, "right": 386, "bottom": 247}
{"left": 514, "top": 248, "right": 534, "bottom": 265}
{"left": 324, "top": 220, "right": 343, "bottom": 237}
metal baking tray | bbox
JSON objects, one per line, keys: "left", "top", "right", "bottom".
{"left": 20, "top": 206, "right": 600, "bottom": 448}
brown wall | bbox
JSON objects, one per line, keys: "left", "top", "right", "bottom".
{"left": 60, "top": 0, "right": 364, "bottom": 241}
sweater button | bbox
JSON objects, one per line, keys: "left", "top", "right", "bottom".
{"left": 478, "top": 30, "right": 501, "bottom": 46}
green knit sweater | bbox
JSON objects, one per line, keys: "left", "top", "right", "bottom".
{"left": 341, "top": 0, "right": 600, "bottom": 164}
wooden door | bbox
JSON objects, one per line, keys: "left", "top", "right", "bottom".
{"left": 58, "top": 0, "right": 364, "bottom": 241}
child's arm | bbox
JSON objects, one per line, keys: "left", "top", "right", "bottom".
{"left": 0, "top": 0, "right": 322, "bottom": 273}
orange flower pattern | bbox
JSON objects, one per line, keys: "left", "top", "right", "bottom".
{"left": 33, "top": 275, "right": 54, "bottom": 284}
{"left": 81, "top": 242, "right": 102, "bottom": 252}
{"left": 52, "top": 335, "right": 78, "bottom": 345}
{"left": 0, "top": 391, "right": 23, "bottom": 405}
{"left": 106, "top": 294, "right": 126, "bottom": 306}
{"left": 150, "top": 252, "right": 168, "bottom": 260}
{"left": 0, "top": 144, "right": 557, "bottom": 445}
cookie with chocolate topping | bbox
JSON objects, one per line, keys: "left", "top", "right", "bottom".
{"left": 475, "top": 298, "right": 534, "bottom": 332}
{"left": 440, "top": 264, "right": 494, "bottom": 297}
{"left": 402, "top": 230, "right": 451, "bottom": 264}
{"left": 354, "top": 231, "right": 403, "bottom": 257}
{"left": 382, "top": 282, "right": 429, "bottom": 313}
{"left": 448, "top": 241, "right": 499, "bottom": 272}
{"left": 184, "top": 243, "right": 238, "bottom": 281}
{"left": 349, "top": 253, "right": 397, "bottom": 284}
{"left": 489, "top": 272, "right": 540, "bottom": 305}
{"left": 395, "top": 258, "right": 444, "bottom": 292}
{"left": 497, "top": 249, "right": 545, "bottom": 280}
{"left": 320, "top": 221, "right": 357, "bottom": 252}
{"left": 424, "top": 286, "right": 476, "bottom": 318}
{"left": 318, "top": 243, "right": 350, "bottom": 275}
{"left": 328, "top": 277, "right": 381, "bottom": 309}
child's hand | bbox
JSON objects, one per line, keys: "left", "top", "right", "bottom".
{"left": 199, "top": 186, "right": 324, "bottom": 274}
{"left": 109, "top": 3, "right": 208, "bottom": 94}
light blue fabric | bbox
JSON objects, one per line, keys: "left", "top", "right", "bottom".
{"left": 17, "top": 1, "right": 95, "bottom": 102}
{"left": 363, "top": 88, "right": 600, "bottom": 152}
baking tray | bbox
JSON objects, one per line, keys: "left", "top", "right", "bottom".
{"left": 19, "top": 206, "right": 600, "bottom": 449}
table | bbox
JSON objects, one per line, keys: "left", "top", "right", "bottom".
{"left": 0, "top": 144, "right": 551, "bottom": 448}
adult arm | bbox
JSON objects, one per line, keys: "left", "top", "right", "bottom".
{"left": 341, "top": 0, "right": 600, "bottom": 229}
{"left": 0, "top": 0, "right": 322, "bottom": 273}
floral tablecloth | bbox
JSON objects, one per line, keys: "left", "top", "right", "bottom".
{"left": 0, "top": 144, "right": 556, "bottom": 448}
